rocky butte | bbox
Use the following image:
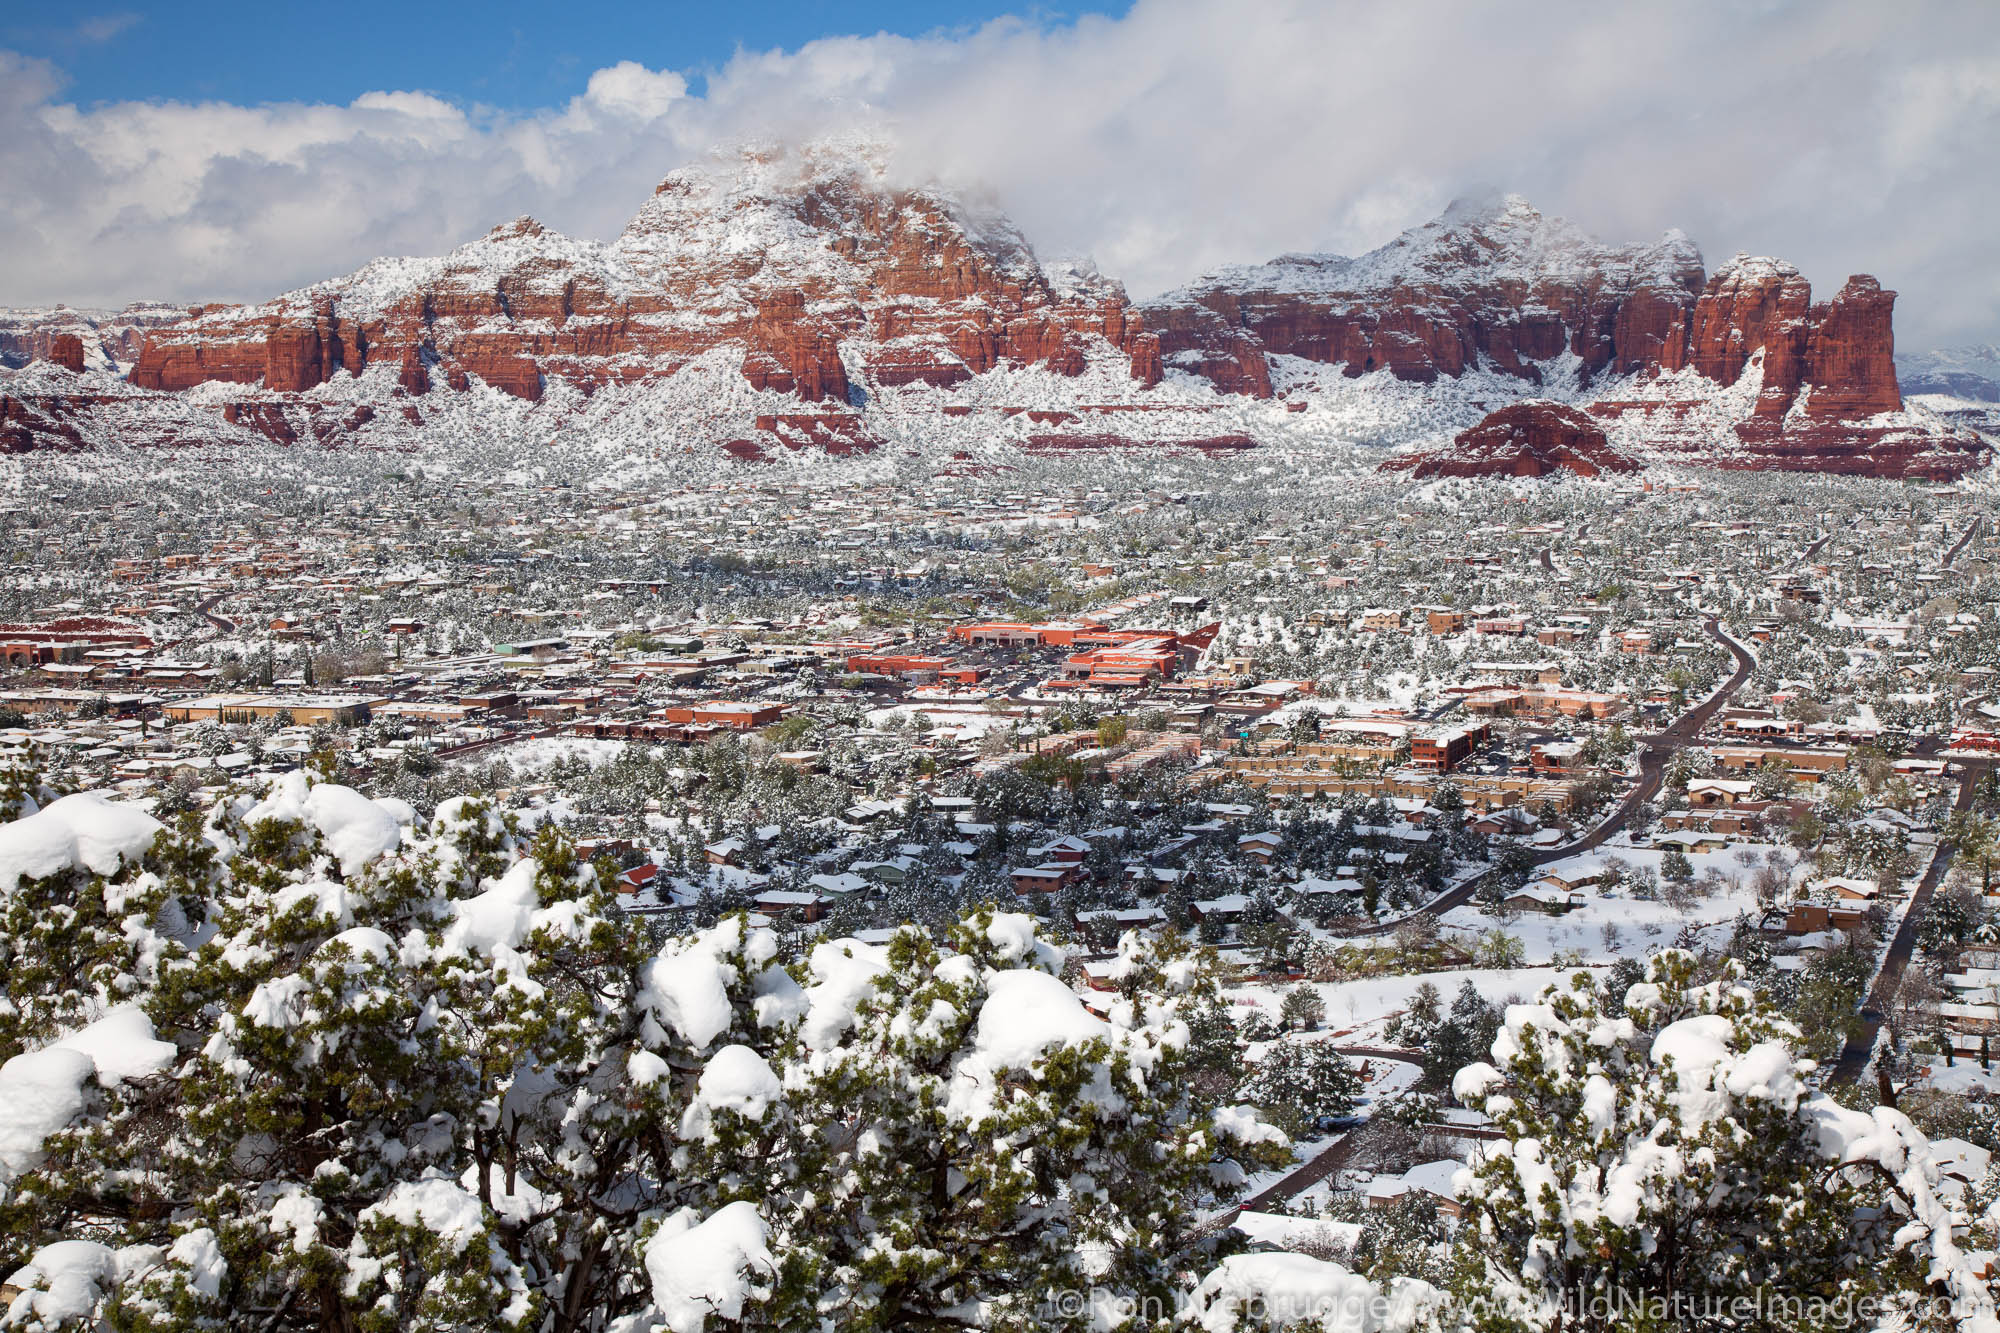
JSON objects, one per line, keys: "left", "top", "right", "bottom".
{"left": 110, "top": 144, "right": 1157, "bottom": 455}
{"left": 0, "top": 148, "right": 1986, "bottom": 478}
{"left": 1382, "top": 401, "right": 1641, "bottom": 479}
{"left": 1144, "top": 195, "right": 1982, "bottom": 480}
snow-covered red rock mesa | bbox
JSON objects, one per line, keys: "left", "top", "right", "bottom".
{"left": 0, "top": 142, "right": 1988, "bottom": 479}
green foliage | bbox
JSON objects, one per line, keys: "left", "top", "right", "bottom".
{"left": 1389, "top": 980, "right": 1503, "bottom": 1095}
{"left": 1236, "top": 1036, "right": 1361, "bottom": 1136}
{"left": 1279, "top": 984, "right": 1327, "bottom": 1031}
{"left": 0, "top": 772, "right": 1286, "bottom": 1333}
{"left": 1448, "top": 953, "right": 1954, "bottom": 1332}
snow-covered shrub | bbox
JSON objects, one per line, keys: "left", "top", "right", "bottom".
{"left": 1448, "top": 951, "right": 2000, "bottom": 1332}
{"left": 0, "top": 771, "right": 1283, "bottom": 1333}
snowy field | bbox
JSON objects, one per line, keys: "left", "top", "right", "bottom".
{"left": 451, "top": 736, "right": 631, "bottom": 771}
{"left": 1434, "top": 839, "right": 1797, "bottom": 964}
{"left": 865, "top": 704, "right": 1015, "bottom": 739}
{"left": 1225, "top": 966, "right": 1582, "bottom": 1046}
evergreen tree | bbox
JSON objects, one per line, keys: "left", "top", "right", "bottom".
{"left": 1279, "top": 984, "right": 1327, "bottom": 1032}
{"left": 1236, "top": 1036, "right": 1362, "bottom": 1136}
{"left": 1449, "top": 952, "right": 1994, "bottom": 1331}
{"left": 0, "top": 776, "right": 1289, "bottom": 1333}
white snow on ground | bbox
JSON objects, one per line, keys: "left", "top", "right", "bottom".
{"left": 866, "top": 704, "right": 1015, "bottom": 738}
{"left": 1916, "top": 1060, "right": 2000, "bottom": 1096}
{"left": 1229, "top": 968, "right": 1578, "bottom": 1046}
{"left": 1433, "top": 840, "right": 1784, "bottom": 964}
{"left": 452, "top": 736, "right": 631, "bottom": 771}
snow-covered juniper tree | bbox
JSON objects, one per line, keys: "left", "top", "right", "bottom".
{"left": 4, "top": 772, "right": 808, "bottom": 1333}
{"left": 1235, "top": 1036, "right": 1361, "bottom": 1137}
{"left": 1448, "top": 951, "right": 2000, "bottom": 1333}
{"left": 690, "top": 918, "right": 1292, "bottom": 1332}
{"left": 0, "top": 771, "right": 1285, "bottom": 1333}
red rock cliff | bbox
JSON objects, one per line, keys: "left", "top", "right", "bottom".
{"left": 1141, "top": 197, "right": 1708, "bottom": 395}
{"left": 131, "top": 149, "right": 1161, "bottom": 412}
{"left": 19, "top": 163, "right": 1972, "bottom": 477}
{"left": 46, "top": 335, "right": 86, "bottom": 374}
{"left": 1804, "top": 275, "right": 1901, "bottom": 419}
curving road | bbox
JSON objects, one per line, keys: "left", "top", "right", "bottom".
{"left": 1211, "top": 621, "right": 1761, "bottom": 1221}
{"left": 1943, "top": 516, "right": 1984, "bottom": 570}
{"left": 1335, "top": 617, "right": 1757, "bottom": 937}
{"left": 194, "top": 591, "right": 236, "bottom": 633}
{"left": 1575, "top": 617, "right": 1758, "bottom": 855}
{"left": 1830, "top": 758, "right": 1991, "bottom": 1084}
{"left": 1198, "top": 1046, "right": 1425, "bottom": 1235}
{"left": 1825, "top": 506, "right": 1990, "bottom": 1082}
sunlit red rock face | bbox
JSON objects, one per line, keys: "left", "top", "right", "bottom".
{"left": 1, "top": 153, "right": 1985, "bottom": 477}
{"left": 1382, "top": 400, "right": 1641, "bottom": 479}
{"left": 46, "top": 335, "right": 87, "bottom": 375}
{"left": 1802, "top": 276, "right": 1903, "bottom": 420}
{"left": 1660, "top": 259, "right": 1899, "bottom": 421}
{"left": 127, "top": 146, "right": 1158, "bottom": 433}
{"left": 1145, "top": 197, "right": 1978, "bottom": 477}
{"left": 1580, "top": 263, "right": 1984, "bottom": 478}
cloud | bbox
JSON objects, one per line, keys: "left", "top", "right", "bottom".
{"left": 1, "top": 0, "right": 1997, "bottom": 349}
{"left": 74, "top": 12, "right": 141, "bottom": 43}
{"left": 574, "top": 61, "right": 689, "bottom": 122}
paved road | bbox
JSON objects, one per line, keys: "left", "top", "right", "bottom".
{"left": 1201, "top": 622, "right": 1764, "bottom": 1224}
{"left": 1582, "top": 617, "right": 1758, "bottom": 855}
{"left": 1199, "top": 1046, "right": 1424, "bottom": 1234}
{"left": 1335, "top": 618, "right": 1757, "bottom": 937}
{"left": 1943, "top": 516, "right": 1984, "bottom": 569}
{"left": 1825, "top": 508, "right": 1989, "bottom": 1083}
{"left": 193, "top": 591, "right": 235, "bottom": 633}
{"left": 1830, "top": 758, "right": 1991, "bottom": 1084}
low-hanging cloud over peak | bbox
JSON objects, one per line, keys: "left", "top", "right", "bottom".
{"left": 2, "top": 0, "right": 1996, "bottom": 350}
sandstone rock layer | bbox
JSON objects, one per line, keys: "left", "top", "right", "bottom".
{"left": 1383, "top": 401, "right": 1641, "bottom": 479}
{"left": 0, "top": 156, "right": 1984, "bottom": 478}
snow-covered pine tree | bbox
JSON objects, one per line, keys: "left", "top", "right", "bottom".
{"left": 1449, "top": 950, "right": 1999, "bottom": 1332}
{"left": 0, "top": 772, "right": 1288, "bottom": 1333}
{"left": 1236, "top": 1036, "right": 1361, "bottom": 1136}
{"left": 744, "top": 916, "right": 1289, "bottom": 1332}
{"left": 2, "top": 774, "right": 803, "bottom": 1332}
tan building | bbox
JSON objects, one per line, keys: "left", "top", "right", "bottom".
{"left": 1708, "top": 745, "right": 1848, "bottom": 781}
{"left": 163, "top": 693, "right": 380, "bottom": 726}
{"left": 1360, "top": 608, "right": 1406, "bottom": 632}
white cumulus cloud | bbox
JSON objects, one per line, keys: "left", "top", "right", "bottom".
{"left": 0, "top": 0, "right": 1996, "bottom": 349}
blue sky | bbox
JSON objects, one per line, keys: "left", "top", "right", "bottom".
{"left": 0, "top": 3, "right": 1125, "bottom": 109}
